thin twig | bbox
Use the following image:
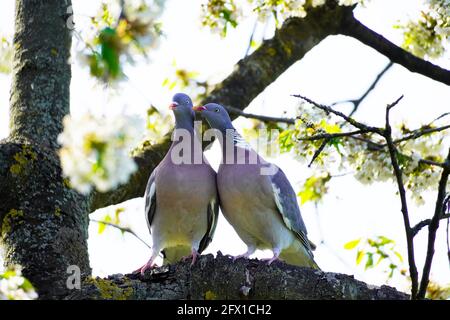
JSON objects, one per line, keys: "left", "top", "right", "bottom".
{"left": 308, "top": 138, "right": 329, "bottom": 167}
{"left": 383, "top": 96, "right": 419, "bottom": 299}
{"left": 447, "top": 205, "right": 450, "bottom": 267}
{"left": 429, "top": 112, "right": 450, "bottom": 125}
{"left": 293, "top": 94, "right": 384, "bottom": 135}
{"left": 224, "top": 105, "right": 296, "bottom": 124}
{"left": 417, "top": 148, "right": 450, "bottom": 299}
{"left": 294, "top": 95, "right": 448, "bottom": 170}
{"left": 296, "top": 130, "right": 366, "bottom": 142}
{"left": 389, "top": 124, "right": 450, "bottom": 145}
{"left": 297, "top": 130, "right": 365, "bottom": 167}
{"left": 411, "top": 214, "right": 450, "bottom": 237}
{"left": 332, "top": 61, "right": 394, "bottom": 117}
{"left": 90, "top": 219, "right": 152, "bottom": 250}
{"left": 245, "top": 19, "right": 258, "bottom": 56}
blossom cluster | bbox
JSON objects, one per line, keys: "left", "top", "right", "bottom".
{"left": 275, "top": 102, "right": 450, "bottom": 205}
{"left": 146, "top": 106, "right": 173, "bottom": 143}
{"left": 0, "top": 266, "right": 37, "bottom": 300}
{"left": 79, "top": 1, "right": 164, "bottom": 82}
{"left": 0, "top": 37, "right": 12, "bottom": 74}
{"left": 399, "top": 0, "right": 449, "bottom": 59}
{"left": 58, "top": 113, "right": 145, "bottom": 194}
{"left": 200, "top": 0, "right": 363, "bottom": 35}
{"left": 200, "top": 0, "right": 242, "bottom": 36}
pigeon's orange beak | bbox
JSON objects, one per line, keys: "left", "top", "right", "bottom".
{"left": 169, "top": 102, "right": 178, "bottom": 110}
{"left": 192, "top": 105, "right": 206, "bottom": 111}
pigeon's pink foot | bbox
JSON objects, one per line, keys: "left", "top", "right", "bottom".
{"left": 262, "top": 249, "right": 281, "bottom": 265}
{"left": 182, "top": 248, "right": 200, "bottom": 266}
{"left": 135, "top": 258, "right": 157, "bottom": 276}
{"left": 232, "top": 247, "right": 256, "bottom": 262}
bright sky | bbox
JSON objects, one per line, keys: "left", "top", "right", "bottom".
{"left": 0, "top": 0, "right": 449, "bottom": 294}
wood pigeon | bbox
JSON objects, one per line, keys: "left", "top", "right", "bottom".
{"left": 137, "top": 93, "right": 219, "bottom": 275}
{"left": 193, "top": 103, "right": 319, "bottom": 269}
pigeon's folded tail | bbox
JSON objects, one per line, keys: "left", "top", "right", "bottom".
{"left": 280, "top": 242, "right": 321, "bottom": 270}
{"left": 161, "top": 245, "right": 192, "bottom": 265}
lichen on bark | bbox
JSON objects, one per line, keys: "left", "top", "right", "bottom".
{"left": 0, "top": 0, "right": 91, "bottom": 299}
{"left": 66, "top": 253, "right": 409, "bottom": 300}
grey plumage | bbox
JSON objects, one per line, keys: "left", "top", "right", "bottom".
{"left": 137, "top": 94, "right": 219, "bottom": 274}
{"left": 194, "top": 103, "right": 319, "bottom": 269}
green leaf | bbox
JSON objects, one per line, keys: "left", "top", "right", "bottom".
{"left": 20, "top": 278, "right": 35, "bottom": 291}
{"left": 114, "top": 207, "right": 124, "bottom": 225}
{"left": 356, "top": 249, "right": 364, "bottom": 265}
{"left": 365, "top": 253, "right": 374, "bottom": 270}
{"left": 344, "top": 239, "right": 361, "bottom": 250}
{"left": 394, "top": 251, "right": 404, "bottom": 263}
{"left": 98, "top": 214, "right": 112, "bottom": 234}
{"left": 375, "top": 255, "right": 385, "bottom": 266}
{"left": 378, "top": 235, "right": 394, "bottom": 245}
{"left": 278, "top": 130, "right": 294, "bottom": 153}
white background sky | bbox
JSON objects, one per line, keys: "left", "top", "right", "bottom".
{"left": 0, "top": 0, "right": 449, "bottom": 294}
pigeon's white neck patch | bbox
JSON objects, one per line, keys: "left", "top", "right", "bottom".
{"left": 232, "top": 132, "right": 252, "bottom": 150}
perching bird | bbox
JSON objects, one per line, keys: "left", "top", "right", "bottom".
{"left": 193, "top": 103, "right": 319, "bottom": 269}
{"left": 137, "top": 93, "right": 219, "bottom": 275}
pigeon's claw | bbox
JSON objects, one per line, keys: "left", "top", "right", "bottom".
{"left": 232, "top": 246, "right": 256, "bottom": 262}
{"left": 262, "top": 248, "right": 281, "bottom": 265}
{"left": 135, "top": 257, "right": 157, "bottom": 276}
{"left": 182, "top": 248, "right": 200, "bottom": 266}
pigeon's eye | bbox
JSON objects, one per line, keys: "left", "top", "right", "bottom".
{"left": 215, "top": 108, "right": 220, "bottom": 113}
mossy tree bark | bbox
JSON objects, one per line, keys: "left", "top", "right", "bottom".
{"left": 0, "top": 0, "right": 90, "bottom": 299}
{"left": 66, "top": 254, "right": 409, "bottom": 300}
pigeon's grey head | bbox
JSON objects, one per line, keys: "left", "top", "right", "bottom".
{"left": 193, "top": 103, "right": 233, "bottom": 131}
{"left": 169, "top": 93, "right": 195, "bottom": 121}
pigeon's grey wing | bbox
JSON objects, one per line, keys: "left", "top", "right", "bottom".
{"left": 198, "top": 195, "right": 219, "bottom": 253}
{"left": 270, "top": 167, "right": 313, "bottom": 253}
{"left": 144, "top": 169, "right": 157, "bottom": 232}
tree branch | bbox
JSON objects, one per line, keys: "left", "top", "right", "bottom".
{"left": 65, "top": 253, "right": 409, "bottom": 300}
{"left": 411, "top": 214, "right": 450, "bottom": 237}
{"left": 383, "top": 96, "right": 419, "bottom": 299}
{"left": 418, "top": 148, "right": 450, "bottom": 299}
{"left": 297, "top": 129, "right": 366, "bottom": 141}
{"left": 90, "top": 219, "right": 152, "bottom": 250}
{"left": 390, "top": 124, "right": 450, "bottom": 145}
{"left": 225, "top": 105, "right": 296, "bottom": 124}
{"left": 332, "top": 61, "right": 394, "bottom": 117}
{"left": 294, "top": 94, "right": 423, "bottom": 298}
{"left": 293, "top": 94, "right": 384, "bottom": 135}
{"left": 339, "top": 11, "right": 450, "bottom": 86}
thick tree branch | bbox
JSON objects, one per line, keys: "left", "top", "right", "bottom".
{"left": 66, "top": 253, "right": 409, "bottom": 300}
{"left": 418, "top": 148, "right": 450, "bottom": 299}
{"left": 339, "top": 12, "right": 450, "bottom": 86}
{"left": 90, "top": 137, "right": 171, "bottom": 211}
{"left": 90, "top": 4, "right": 353, "bottom": 211}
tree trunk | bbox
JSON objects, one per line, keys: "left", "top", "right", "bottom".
{"left": 0, "top": 0, "right": 90, "bottom": 299}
